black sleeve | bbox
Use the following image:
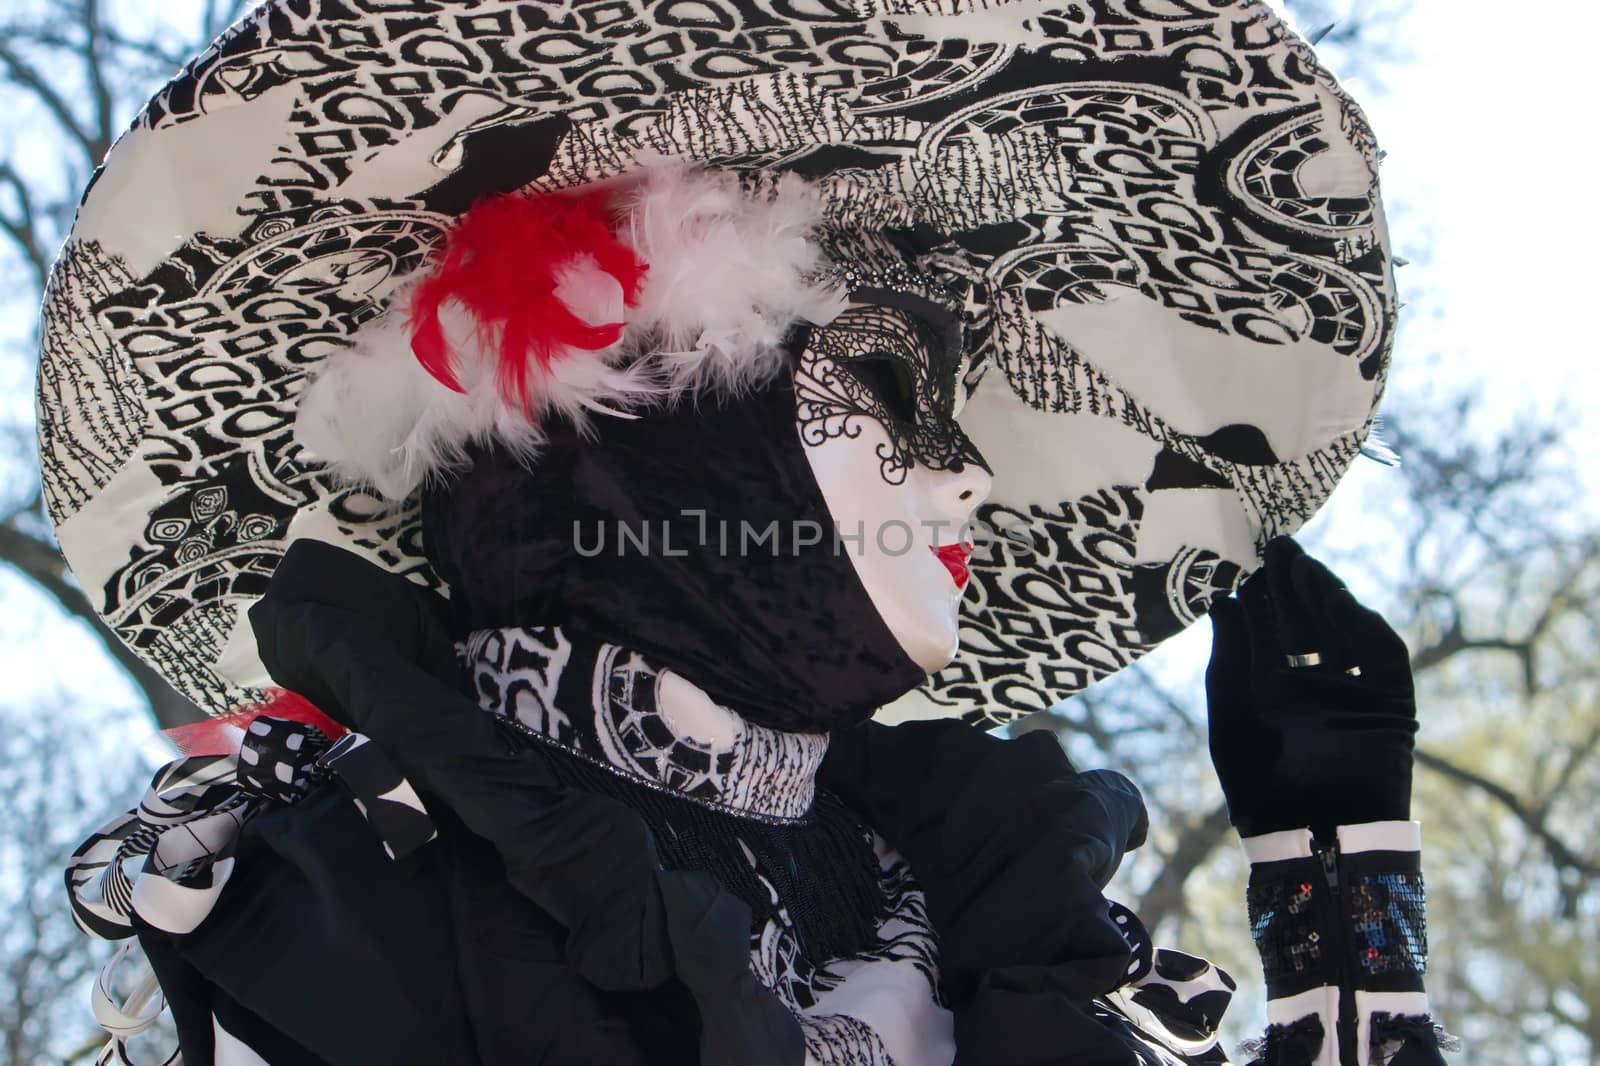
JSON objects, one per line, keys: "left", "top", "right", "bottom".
{"left": 249, "top": 540, "right": 675, "bottom": 988}
{"left": 247, "top": 540, "right": 804, "bottom": 1065}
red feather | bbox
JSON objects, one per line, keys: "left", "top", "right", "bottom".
{"left": 164, "top": 688, "right": 349, "bottom": 758}
{"left": 407, "top": 190, "right": 648, "bottom": 407}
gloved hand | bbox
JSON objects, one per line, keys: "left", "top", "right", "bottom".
{"left": 1205, "top": 536, "right": 1417, "bottom": 839}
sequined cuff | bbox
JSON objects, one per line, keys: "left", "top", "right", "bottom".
{"left": 1244, "top": 822, "right": 1429, "bottom": 999}
{"left": 1337, "top": 823, "right": 1427, "bottom": 994}
{"left": 1243, "top": 824, "right": 1442, "bottom": 1066}
{"left": 1246, "top": 853, "right": 1333, "bottom": 1001}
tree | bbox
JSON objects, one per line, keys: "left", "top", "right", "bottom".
{"left": 0, "top": 703, "right": 150, "bottom": 1065}
{"left": 0, "top": 0, "right": 254, "bottom": 731}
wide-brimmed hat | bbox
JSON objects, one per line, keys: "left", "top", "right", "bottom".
{"left": 38, "top": 0, "right": 1395, "bottom": 726}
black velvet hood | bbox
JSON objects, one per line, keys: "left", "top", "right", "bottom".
{"left": 419, "top": 369, "right": 927, "bottom": 734}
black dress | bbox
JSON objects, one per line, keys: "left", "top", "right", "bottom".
{"left": 120, "top": 540, "right": 1236, "bottom": 1065}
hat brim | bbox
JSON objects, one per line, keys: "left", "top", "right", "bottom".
{"left": 38, "top": 0, "right": 1394, "bottom": 723}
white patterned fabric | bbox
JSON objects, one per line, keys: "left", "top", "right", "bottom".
{"left": 753, "top": 839, "right": 953, "bottom": 1066}
{"left": 464, "top": 625, "right": 830, "bottom": 822}
{"left": 37, "top": 0, "right": 1394, "bottom": 727}
{"left": 467, "top": 622, "right": 947, "bottom": 1064}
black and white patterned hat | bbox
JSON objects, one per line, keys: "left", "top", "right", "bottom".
{"left": 37, "top": 0, "right": 1395, "bottom": 726}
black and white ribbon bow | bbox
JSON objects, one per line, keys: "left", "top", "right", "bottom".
{"left": 67, "top": 716, "right": 436, "bottom": 942}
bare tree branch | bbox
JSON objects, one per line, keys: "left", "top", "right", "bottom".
{"left": 0, "top": 162, "right": 51, "bottom": 290}
{"left": 1415, "top": 748, "right": 1599, "bottom": 880}
{"left": 0, "top": 520, "right": 201, "bottom": 729}
{"left": 1542, "top": 722, "right": 1600, "bottom": 814}
{"left": 81, "top": 0, "right": 119, "bottom": 162}
{"left": 1411, "top": 624, "right": 1533, "bottom": 688}
{"left": 1136, "top": 801, "right": 1233, "bottom": 934}
{"left": 0, "top": 40, "right": 95, "bottom": 160}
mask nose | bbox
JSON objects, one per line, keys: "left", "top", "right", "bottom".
{"left": 942, "top": 459, "right": 993, "bottom": 525}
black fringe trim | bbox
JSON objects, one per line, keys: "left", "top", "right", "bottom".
{"left": 533, "top": 742, "right": 887, "bottom": 966}
{"left": 1239, "top": 1013, "right": 1324, "bottom": 1066}
{"left": 1369, "top": 1012, "right": 1462, "bottom": 1063}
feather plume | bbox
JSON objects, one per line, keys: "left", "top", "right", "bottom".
{"left": 409, "top": 190, "right": 647, "bottom": 404}
{"left": 296, "top": 162, "right": 844, "bottom": 499}
{"left": 296, "top": 296, "right": 656, "bottom": 499}
{"left": 615, "top": 161, "right": 847, "bottom": 394}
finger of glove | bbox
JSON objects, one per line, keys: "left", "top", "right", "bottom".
{"left": 1263, "top": 539, "right": 1330, "bottom": 662}
{"left": 1205, "top": 597, "right": 1252, "bottom": 699}
{"left": 1077, "top": 768, "right": 1150, "bottom": 859}
{"left": 1262, "top": 535, "right": 1308, "bottom": 569}
{"left": 1205, "top": 596, "right": 1274, "bottom": 819}
{"left": 1238, "top": 566, "right": 1289, "bottom": 680}
{"left": 1206, "top": 599, "right": 1261, "bottom": 748}
{"left": 1286, "top": 552, "right": 1359, "bottom": 669}
{"left": 1321, "top": 585, "right": 1415, "bottom": 694}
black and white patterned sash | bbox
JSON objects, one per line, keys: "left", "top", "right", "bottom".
{"left": 463, "top": 627, "right": 829, "bottom": 823}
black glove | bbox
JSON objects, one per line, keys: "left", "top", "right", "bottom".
{"left": 1205, "top": 536, "right": 1417, "bottom": 839}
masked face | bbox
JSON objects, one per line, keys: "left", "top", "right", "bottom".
{"left": 424, "top": 290, "right": 989, "bottom": 731}
{"left": 796, "top": 291, "right": 993, "bottom": 672}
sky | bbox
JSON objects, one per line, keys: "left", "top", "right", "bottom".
{"left": 1298, "top": 0, "right": 1600, "bottom": 501}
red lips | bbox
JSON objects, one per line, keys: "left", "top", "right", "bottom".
{"left": 933, "top": 543, "right": 972, "bottom": 590}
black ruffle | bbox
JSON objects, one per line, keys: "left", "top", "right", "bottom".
{"left": 1371, "top": 1012, "right": 1457, "bottom": 1066}
{"left": 821, "top": 718, "right": 1159, "bottom": 1065}
{"left": 521, "top": 732, "right": 886, "bottom": 965}
{"left": 1238, "top": 1014, "right": 1324, "bottom": 1066}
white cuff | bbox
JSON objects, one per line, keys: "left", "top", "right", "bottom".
{"left": 1264, "top": 986, "right": 1339, "bottom": 1066}
{"left": 1337, "top": 820, "right": 1422, "bottom": 854}
{"left": 1241, "top": 826, "right": 1315, "bottom": 864}
{"left": 1242, "top": 822, "right": 1423, "bottom": 863}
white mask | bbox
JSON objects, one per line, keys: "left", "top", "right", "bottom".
{"left": 796, "top": 298, "right": 993, "bottom": 672}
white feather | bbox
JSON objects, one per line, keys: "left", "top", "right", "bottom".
{"left": 296, "top": 298, "right": 655, "bottom": 500}
{"left": 617, "top": 162, "right": 847, "bottom": 394}
{"left": 296, "top": 163, "right": 843, "bottom": 499}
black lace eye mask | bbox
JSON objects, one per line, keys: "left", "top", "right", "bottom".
{"left": 795, "top": 290, "right": 989, "bottom": 486}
